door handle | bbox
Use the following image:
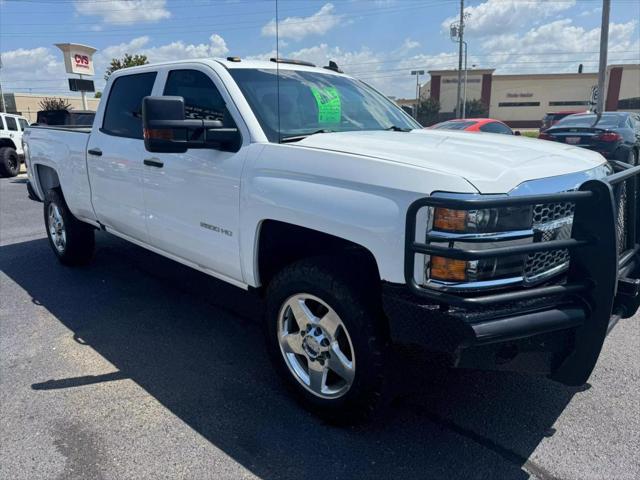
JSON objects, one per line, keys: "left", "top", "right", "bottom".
{"left": 88, "top": 148, "right": 102, "bottom": 156}
{"left": 144, "top": 158, "right": 164, "bottom": 168}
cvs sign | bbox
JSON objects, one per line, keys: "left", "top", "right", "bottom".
{"left": 55, "top": 43, "right": 96, "bottom": 76}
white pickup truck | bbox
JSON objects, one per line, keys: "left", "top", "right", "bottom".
{"left": 24, "top": 58, "right": 640, "bottom": 422}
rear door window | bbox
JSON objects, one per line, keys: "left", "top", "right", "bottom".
{"left": 19, "top": 118, "right": 29, "bottom": 130}
{"left": 5, "top": 116, "right": 18, "bottom": 131}
{"left": 102, "top": 72, "right": 157, "bottom": 139}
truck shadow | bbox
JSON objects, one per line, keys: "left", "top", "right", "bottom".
{"left": 0, "top": 234, "right": 583, "bottom": 479}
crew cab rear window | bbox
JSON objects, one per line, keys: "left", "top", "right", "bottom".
{"left": 5, "top": 116, "right": 18, "bottom": 131}
{"left": 102, "top": 72, "right": 157, "bottom": 139}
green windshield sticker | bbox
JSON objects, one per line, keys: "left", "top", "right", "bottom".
{"left": 310, "top": 86, "right": 341, "bottom": 124}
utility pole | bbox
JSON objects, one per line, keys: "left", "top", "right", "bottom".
{"left": 0, "top": 54, "right": 5, "bottom": 113}
{"left": 596, "top": 0, "right": 610, "bottom": 114}
{"left": 456, "top": 0, "right": 465, "bottom": 118}
{"left": 462, "top": 41, "right": 468, "bottom": 119}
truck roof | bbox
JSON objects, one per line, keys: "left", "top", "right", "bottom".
{"left": 113, "top": 57, "right": 346, "bottom": 77}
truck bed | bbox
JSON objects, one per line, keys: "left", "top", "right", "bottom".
{"left": 23, "top": 125, "right": 96, "bottom": 224}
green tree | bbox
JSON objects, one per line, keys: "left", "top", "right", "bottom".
{"left": 104, "top": 53, "right": 149, "bottom": 80}
{"left": 94, "top": 91, "right": 102, "bottom": 98}
{"left": 38, "top": 97, "right": 72, "bottom": 111}
{"left": 416, "top": 97, "right": 440, "bottom": 126}
{"left": 463, "top": 99, "right": 489, "bottom": 118}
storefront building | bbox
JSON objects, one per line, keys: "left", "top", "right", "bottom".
{"left": 422, "top": 64, "right": 640, "bottom": 127}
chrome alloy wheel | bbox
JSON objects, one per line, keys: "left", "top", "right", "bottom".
{"left": 48, "top": 202, "right": 66, "bottom": 253}
{"left": 277, "top": 294, "right": 356, "bottom": 399}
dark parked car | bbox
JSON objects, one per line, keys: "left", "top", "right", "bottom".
{"left": 540, "top": 110, "right": 585, "bottom": 132}
{"left": 539, "top": 112, "right": 640, "bottom": 165}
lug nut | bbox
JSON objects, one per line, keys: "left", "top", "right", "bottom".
{"left": 300, "top": 331, "right": 305, "bottom": 336}
{"left": 318, "top": 358, "right": 325, "bottom": 366}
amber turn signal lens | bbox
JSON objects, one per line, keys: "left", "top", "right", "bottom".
{"left": 430, "top": 256, "right": 468, "bottom": 281}
{"left": 433, "top": 207, "right": 467, "bottom": 232}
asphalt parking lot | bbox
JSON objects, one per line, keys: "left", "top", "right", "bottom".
{"left": 1, "top": 174, "right": 638, "bottom": 480}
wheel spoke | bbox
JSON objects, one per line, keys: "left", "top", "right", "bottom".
{"left": 318, "top": 310, "right": 341, "bottom": 339}
{"left": 328, "top": 345, "right": 355, "bottom": 383}
{"left": 308, "top": 361, "right": 327, "bottom": 393}
{"left": 288, "top": 297, "right": 316, "bottom": 331}
{"left": 280, "top": 333, "right": 305, "bottom": 356}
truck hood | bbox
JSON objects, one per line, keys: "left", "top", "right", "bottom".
{"left": 296, "top": 130, "right": 606, "bottom": 193}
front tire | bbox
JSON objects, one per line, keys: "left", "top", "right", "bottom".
{"left": 265, "top": 257, "right": 387, "bottom": 423}
{"left": 0, "top": 147, "right": 20, "bottom": 178}
{"left": 44, "top": 189, "right": 95, "bottom": 266}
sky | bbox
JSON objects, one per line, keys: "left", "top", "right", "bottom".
{"left": 0, "top": 0, "right": 639, "bottom": 99}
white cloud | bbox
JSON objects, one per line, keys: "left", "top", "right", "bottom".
{"left": 94, "top": 34, "right": 229, "bottom": 78}
{"left": 442, "top": 0, "right": 576, "bottom": 37}
{"left": 0, "top": 47, "right": 68, "bottom": 96}
{"left": 395, "top": 38, "right": 421, "bottom": 56}
{"left": 479, "top": 19, "right": 639, "bottom": 74}
{"left": 74, "top": 0, "right": 171, "bottom": 25}
{"left": 261, "top": 3, "right": 343, "bottom": 41}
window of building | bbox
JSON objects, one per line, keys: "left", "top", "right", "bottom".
{"left": 498, "top": 102, "right": 540, "bottom": 107}
{"left": 102, "top": 72, "right": 157, "bottom": 139}
{"left": 5, "top": 116, "right": 18, "bottom": 131}
{"left": 618, "top": 97, "right": 640, "bottom": 110}
{"left": 548, "top": 101, "right": 589, "bottom": 106}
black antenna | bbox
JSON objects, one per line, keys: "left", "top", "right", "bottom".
{"left": 276, "top": 0, "right": 281, "bottom": 143}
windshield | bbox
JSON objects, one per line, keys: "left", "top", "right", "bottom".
{"left": 555, "top": 114, "right": 624, "bottom": 129}
{"left": 229, "top": 68, "right": 420, "bottom": 142}
{"left": 432, "top": 120, "right": 476, "bottom": 130}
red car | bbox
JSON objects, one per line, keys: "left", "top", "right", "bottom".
{"left": 428, "top": 118, "right": 516, "bottom": 135}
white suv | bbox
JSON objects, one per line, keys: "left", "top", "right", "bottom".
{"left": 0, "top": 112, "right": 29, "bottom": 177}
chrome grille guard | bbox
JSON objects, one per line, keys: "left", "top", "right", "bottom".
{"left": 405, "top": 163, "right": 640, "bottom": 310}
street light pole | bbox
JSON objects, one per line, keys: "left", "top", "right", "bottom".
{"left": 411, "top": 70, "right": 425, "bottom": 119}
{"left": 596, "top": 0, "right": 610, "bottom": 114}
{"left": 456, "top": 0, "right": 465, "bottom": 118}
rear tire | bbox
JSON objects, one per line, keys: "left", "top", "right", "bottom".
{"left": 0, "top": 147, "right": 20, "bottom": 178}
{"left": 44, "top": 189, "right": 95, "bottom": 266}
{"left": 265, "top": 256, "right": 388, "bottom": 423}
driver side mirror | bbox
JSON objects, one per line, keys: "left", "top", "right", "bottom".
{"left": 142, "top": 96, "right": 241, "bottom": 153}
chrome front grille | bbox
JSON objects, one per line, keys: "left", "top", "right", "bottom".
{"left": 524, "top": 202, "right": 575, "bottom": 284}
